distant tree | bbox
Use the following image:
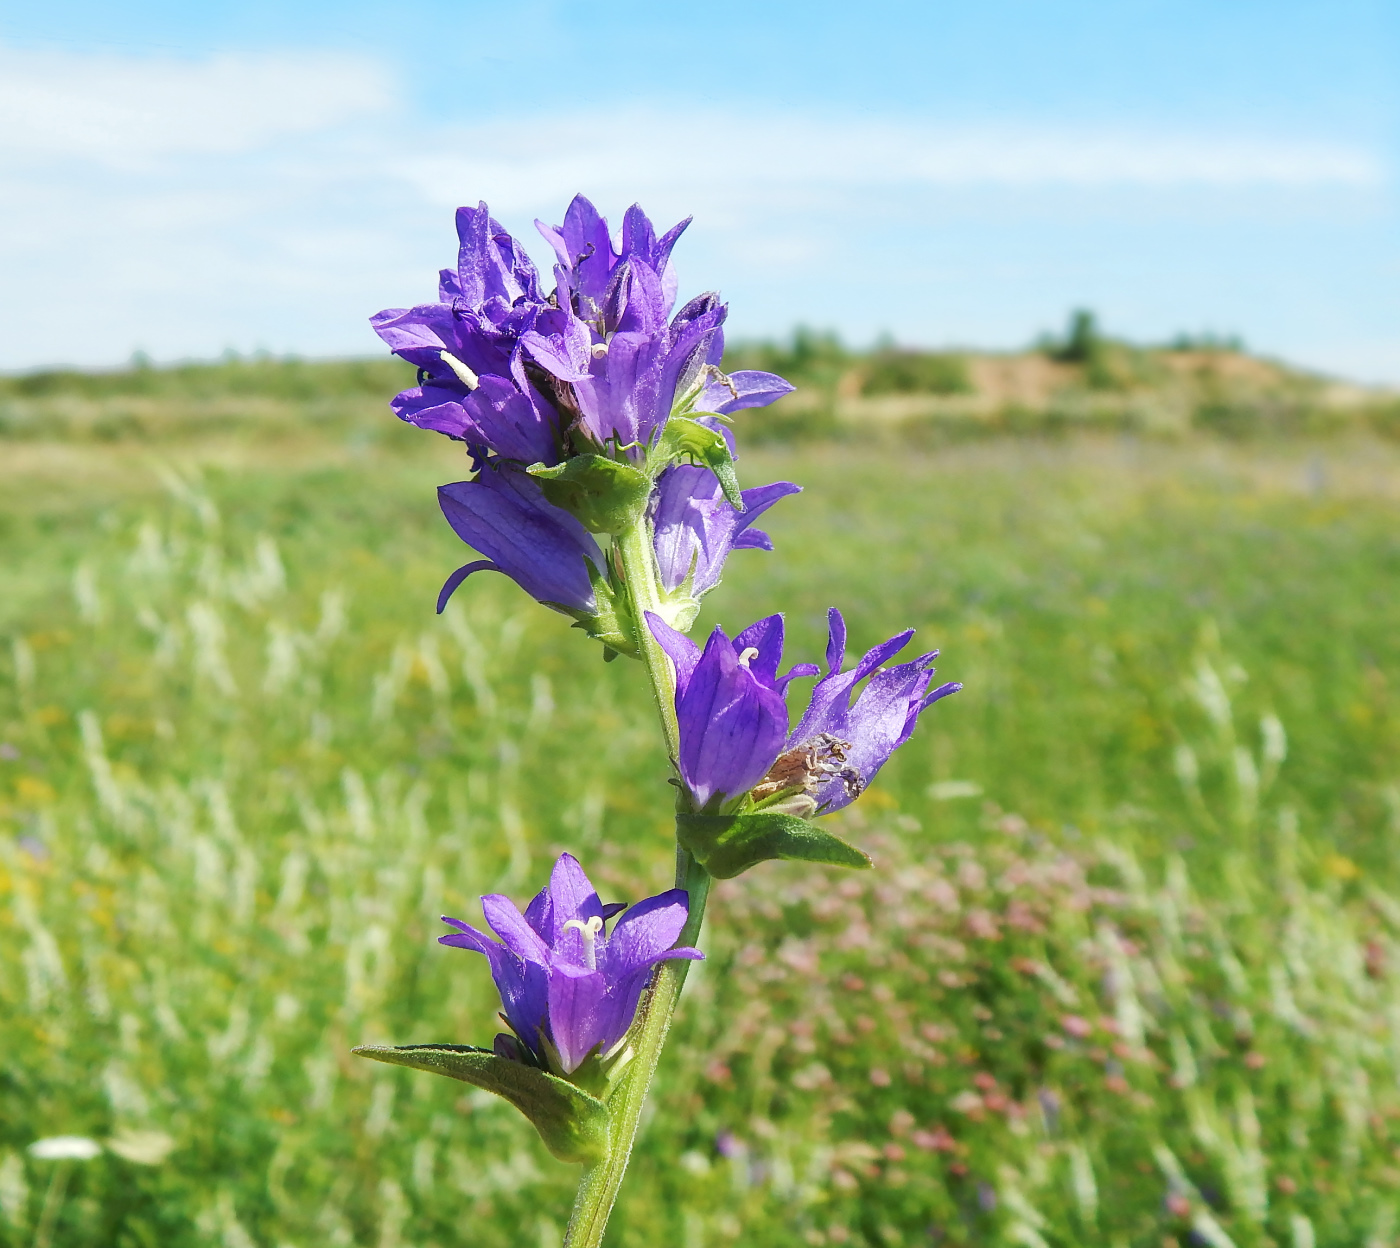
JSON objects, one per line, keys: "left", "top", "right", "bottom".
{"left": 1050, "top": 309, "right": 1101, "bottom": 364}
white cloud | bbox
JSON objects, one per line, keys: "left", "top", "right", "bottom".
{"left": 0, "top": 42, "right": 1392, "bottom": 376}
{"left": 401, "top": 110, "right": 1386, "bottom": 220}
{"left": 0, "top": 45, "right": 392, "bottom": 166}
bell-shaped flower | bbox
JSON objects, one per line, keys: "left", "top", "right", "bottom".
{"left": 651, "top": 466, "right": 800, "bottom": 618}
{"left": 648, "top": 611, "right": 960, "bottom": 816}
{"left": 782, "top": 609, "right": 962, "bottom": 813}
{"left": 522, "top": 278, "right": 728, "bottom": 451}
{"left": 646, "top": 615, "right": 811, "bottom": 810}
{"left": 439, "top": 853, "right": 703, "bottom": 1074}
{"left": 370, "top": 203, "right": 564, "bottom": 464}
{"left": 524, "top": 197, "right": 793, "bottom": 453}
{"left": 435, "top": 461, "right": 606, "bottom": 617}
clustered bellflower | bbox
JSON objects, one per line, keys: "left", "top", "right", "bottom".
{"left": 361, "top": 195, "right": 964, "bottom": 1245}
{"left": 648, "top": 609, "right": 962, "bottom": 815}
{"left": 371, "top": 195, "right": 797, "bottom": 638}
{"left": 439, "top": 854, "right": 702, "bottom": 1074}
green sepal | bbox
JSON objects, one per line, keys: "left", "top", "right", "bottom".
{"left": 526, "top": 456, "right": 652, "bottom": 534}
{"left": 656, "top": 592, "right": 701, "bottom": 635}
{"left": 675, "top": 812, "right": 873, "bottom": 879}
{"left": 351, "top": 1044, "right": 611, "bottom": 1164}
{"left": 656, "top": 417, "right": 743, "bottom": 510}
{"left": 564, "top": 558, "right": 638, "bottom": 657}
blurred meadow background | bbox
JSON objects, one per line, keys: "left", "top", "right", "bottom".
{"left": 4, "top": 0, "right": 1400, "bottom": 1245}
{"left": 4, "top": 338, "right": 1400, "bottom": 1247}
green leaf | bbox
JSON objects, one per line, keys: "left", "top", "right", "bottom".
{"left": 675, "top": 812, "right": 873, "bottom": 880}
{"left": 352, "top": 1044, "right": 610, "bottom": 1164}
{"left": 526, "top": 456, "right": 652, "bottom": 535}
{"left": 657, "top": 418, "right": 743, "bottom": 510}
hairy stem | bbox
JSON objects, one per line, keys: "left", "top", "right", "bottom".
{"left": 562, "top": 516, "right": 708, "bottom": 1248}
{"left": 614, "top": 518, "right": 679, "bottom": 761}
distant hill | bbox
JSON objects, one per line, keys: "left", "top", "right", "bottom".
{"left": 725, "top": 316, "right": 1400, "bottom": 443}
{"left": 3, "top": 318, "right": 1397, "bottom": 445}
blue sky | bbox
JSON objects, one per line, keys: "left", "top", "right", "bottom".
{"left": 2, "top": 1, "right": 1396, "bottom": 380}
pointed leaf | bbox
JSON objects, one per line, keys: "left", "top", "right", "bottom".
{"left": 658, "top": 417, "right": 743, "bottom": 510}
{"left": 352, "top": 1044, "right": 610, "bottom": 1164}
{"left": 526, "top": 456, "right": 652, "bottom": 534}
{"left": 676, "top": 812, "right": 873, "bottom": 879}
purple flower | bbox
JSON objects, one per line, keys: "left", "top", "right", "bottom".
{"left": 651, "top": 466, "right": 800, "bottom": 601}
{"left": 524, "top": 197, "right": 792, "bottom": 452}
{"left": 647, "top": 614, "right": 813, "bottom": 810}
{"left": 522, "top": 282, "right": 727, "bottom": 451}
{"left": 785, "top": 609, "right": 961, "bottom": 814}
{"left": 537, "top": 195, "right": 691, "bottom": 327}
{"left": 648, "top": 611, "right": 961, "bottom": 815}
{"left": 436, "top": 461, "right": 605, "bottom": 616}
{"left": 371, "top": 204, "right": 563, "bottom": 464}
{"left": 372, "top": 195, "right": 795, "bottom": 469}
{"left": 439, "top": 853, "right": 703, "bottom": 1074}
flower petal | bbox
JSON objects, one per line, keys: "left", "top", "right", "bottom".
{"left": 546, "top": 963, "right": 609, "bottom": 1073}
{"left": 531, "top": 853, "right": 606, "bottom": 964}
{"left": 480, "top": 895, "right": 551, "bottom": 964}
{"left": 438, "top": 917, "right": 548, "bottom": 1050}
{"left": 696, "top": 369, "right": 795, "bottom": 415}
{"left": 732, "top": 614, "right": 787, "bottom": 691}
{"left": 825, "top": 608, "right": 847, "bottom": 676}
{"left": 921, "top": 680, "right": 963, "bottom": 711}
{"left": 594, "top": 947, "right": 704, "bottom": 1057}
{"left": 437, "top": 466, "right": 603, "bottom": 614}
{"left": 460, "top": 374, "right": 561, "bottom": 465}
{"left": 437, "top": 560, "right": 500, "bottom": 614}
{"left": 677, "top": 627, "right": 789, "bottom": 808}
{"left": 390, "top": 385, "right": 479, "bottom": 441}
{"left": 602, "top": 888, "right": 692, "bottom": 974}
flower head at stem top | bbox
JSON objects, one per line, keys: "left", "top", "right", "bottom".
{"left": 372, "top": 195, "right": 794, "bottom": 469}
{"left": 439, "top": 853, "right": 703, "bottom": 1076}
{"left": 647, "top": 609, "right": 961, "bottom": 815}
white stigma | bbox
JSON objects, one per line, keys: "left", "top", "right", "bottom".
{"left": 439, "top": 350, "right": 480, "bottom": 391}
{"left": 737, "top": 647, "right": 760, "bottom": 668}
{"left": 590, "top": 341, "right": 610, "bottom": 358}
{"left": 562, "top": 915, "right": 605, "bottom": 970}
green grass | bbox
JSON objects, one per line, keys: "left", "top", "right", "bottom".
{"left": 3, "top": 362, "right": 1400, "bottom": 1246}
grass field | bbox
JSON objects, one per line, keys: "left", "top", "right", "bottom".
{"left": 3, "top": 360, "right": 1400, "bottom": 1246}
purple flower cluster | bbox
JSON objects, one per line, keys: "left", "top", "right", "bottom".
{"left": 440, "top": 854, "right": 701, "bottom": 1074}
{"left": 648, "top": 609, "right": 962, "bottom": 814}
{"left": 372, "top": 196, "right": 797, "bottom": 629}
{"left": 370, "top": 196, "right": 793, "bottom": 462}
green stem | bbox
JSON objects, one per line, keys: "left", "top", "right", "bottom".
{"left": 562, "top": 516, "right": 708, "bottom": 1248}
{"left": 614, "top": 518, "right": 679, "bottom": 761}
